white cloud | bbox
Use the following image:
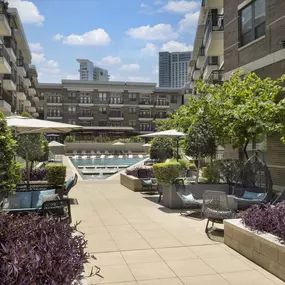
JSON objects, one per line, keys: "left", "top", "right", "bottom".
{"left": 44, "top": 60, "right": 59, "bottom": 68}
{"left": 53, "top": 34, "right": 64, "bottom": 41}
{"left": 40, "top": 67, "right": 60, "bottom": 74}
{"left": 140, "top": 3, "right": 148, "bottom": 8}
{"left": 120, "top": 64, "right": 140, "bottom": 71}
{"left": 62, "top": 29, "right": 111, "bottom": 46}
{"left": 161, "top": 41, "right": 193, "bottom": 52}
{"left": 65, "top": 74, "right": 80, "bottom": 80}
{"left": 161, "top": 1, "right": 200, "bottom": 14}
{"left": 179, "top": 11, "right": 200, "bottom": 33}
{"left": 31, "top": 52, "right": 45, "bottom": 64}
{"left": 29, "top": 42, "right": 43, "bottom": 52}
{"left": 141, "top": 43, "right": 157, "bottom": 56}
{"left": 98, "top": 56, "right": 122, "bottom": 66}
{"left": 152, "top": 65, "right": 159, "bottom": 75}
{"left": 154, "top": 0, "right": 163, "bottom": 5}
{"left": 8, "top": 0, "right": 45, "bottom": 25}
{"left": 126, "top": 24, "right": 179, "bottom": 41}
{"left": 128, "top": 76, "right": 152, "bottom": 82}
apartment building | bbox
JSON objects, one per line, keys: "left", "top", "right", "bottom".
{"left": 37, "top": 80, "right": 183, "bottom": 134}
{"left": 159, "top": 51, "right": 191, "bottom": 88}
{"left": 224, "top": 0, "right": 285, "bottom": 189}
{"left": 0, "top": 2, "right": 39, "bottom": 117}
{"left": 186, "top": 0, "right": 224, "bottom": 102}
{"left": 77, "top": 59, "right": 109, "bottom": 82}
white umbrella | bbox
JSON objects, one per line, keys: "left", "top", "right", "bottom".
{"left": 140, "top": 129, "right": 186, "bottom": 161}
{"left": 112, "top": 142, "right": 125, "bottom": 145}
{"left": 6, "top": 116, "right": 82, "bottom": 134}
{"left": 48, "top": 141, "right": 65, "bottom": 147}
{"left": 142, "top": 143, "right": 151, "bottom": 147}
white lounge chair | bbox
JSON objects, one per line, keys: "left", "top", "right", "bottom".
{"left": 73, "top": 155, "right": 79, "bottom": 159}
{"left": 100, "top": 155, "right": 105, "bottom": 159}
{"left": 73, "top": 150, "right": 78, "bottom": 155}
{"left": 105, "top": 150, "right": 109, "bottom": 155}
{"left": 108, "top": 155, "right": 114, "bottom": 159}
{"left": 82, "top": 155, "right": 88, "bottom": 159}
{"left": 138, "top": 154, "right": 143, "bottom": 158}
{"left": 96, "top": 150, "right": 101, "bottom": 155}
{"left": 91, "top": 155, "right": 96, "bottom": 159}
{"left": 128, "top": 154, "right": 133, "bottom": 158}
{"left": 118, "top": 155, "right": 123, "bottom": 158}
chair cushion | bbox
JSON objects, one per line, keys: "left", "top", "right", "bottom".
{"left": 13, "top": 192, "right": 32, "bottom": 209}
{"left": 242, "top": 191, "right": 266, "bottom": 201}
{"left": 33, "top": 189, "right": 56, "bottom": 208}
{"left": 141, "top": 179, "right": 152, "bottom": 185}
{"left": 182, "top": 193, "right": 195, "bottom": 202}
{"left": 65, "top": 176, "right": 74, "bottom": 190}
{"left": 42, "top": 194, "right": 59, "bottom": 204}
{"left": 204, "top": 208, "right": 235, "bottom": 220}
{"left": 2, "top": 197, "right": 20, "bottom": 209}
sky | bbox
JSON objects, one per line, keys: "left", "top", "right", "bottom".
{"left": 8, "top": 0, "right": 200, "bottom": 84}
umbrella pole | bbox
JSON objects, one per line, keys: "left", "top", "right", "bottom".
{"left": 176, "top": 138, "right": 179, "bottom": 161}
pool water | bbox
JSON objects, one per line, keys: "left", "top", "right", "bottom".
{"left": 71, "top": 156, "right": 145, "bottom": 180}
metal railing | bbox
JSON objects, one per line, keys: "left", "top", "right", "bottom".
{"left": 78, "top": 98, "right": 93, "bottom": 104}
{"left": 3, "top": 69, "right": 17, "bottom": 83}
{"left": 201, "top": 56, "right": 219, "bottom": 77}
{"left": 139, "top": 113, "right": 152, "bottom": 118}
{"left": 204, "top": 14, "right": 224, "bottom": 46}
{"left": 109, "top": 98, "right": 123, "bottom": 104}
{"left": 198, "top": 46, "right": 205, "bottom": 56}
{"left": 17, "top": 83, "right": 25, "bottom": 93}
{"left": 139, "top": 100, "right": 153, "bottom": 105}
{"left": 0, "top": 44, "right": 10, "bottom": 63}
{"left": 109, "top": 113, "right": 123, "bottom": 118}
{"left": 4, "top": 36, "right": 17, "bottom": 55}
{"left": 78, "top": 113, "right": 93, "bottom": 117}
{"left": 207, "top": 70, "right": 224, "bottom": 85}
{"left": 139, "top": 127, "right": 154, "bottom": 132}
{"left": 155, "top": 114, "right": 168, "bottom": 119}
{"left": 155, "top": 100, "right": 170, "bottom": 106}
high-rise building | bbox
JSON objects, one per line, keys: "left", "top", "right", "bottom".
{"left": 77, "top": 59, "right": 109, "bottom": 82}
{"left": 159, "top": 51, "right": 191, "bottom": 88}
{"left": 0, "top": 2, "right": 39, "bottom": 117}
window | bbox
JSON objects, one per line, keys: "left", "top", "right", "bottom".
{"left": 68, "top": 107, "right": 76, "bottom": 113}
{"left": 68, "top": 119, "right": 76, "bottom": 125}
{"left": 240, "top": 0, "right": 265, "bottom": 46}
{"left": 99, "top": 93, "right": 107, "bottom": 101}
{"left": 129, "top": 107, "right": 136, "bottom": 114}
{"left": 129, "top": 121, "right": 136, "bottom": 127}
{"left": 99, "top": 120, "right": 107, "bottom": 126}
{"left": 99, "top": 107, "right": 107, "bottom": 114}
{"left": 171, "top": 95, "right": 177, "bottom": 104}
{"left": 128, "top": 93, "right": 136, "bottom": 101}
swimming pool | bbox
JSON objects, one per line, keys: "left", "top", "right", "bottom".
{"left": 70, "top": 156, "right": 146, "bottom": 180}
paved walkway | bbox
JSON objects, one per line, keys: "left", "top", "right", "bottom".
{"left": 70, "top": 180, "right": 284, "bottom": 285}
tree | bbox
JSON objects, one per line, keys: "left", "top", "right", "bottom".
{"left": 149, "top": 137, "right": 173, "bottom": 161}
{"left": 17, "top": 112, "right": 49, "bottom": 184}
{"left": 0, "top": 112, "right": 21, "bottom": 199}
{"left": 198, "top": 70, "right": 285, "bottom": 159}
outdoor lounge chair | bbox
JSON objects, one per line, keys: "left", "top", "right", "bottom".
{"left": 174, "top": 179, "right": 203, "bottom": 215}
{"left": 100, "top": 154, "right": 105, "bottom": 159}
{"left": 272, "top": 189, "right": 285, "bottom": 206}
{"left": 138, "top": 154, "right": 143, "bottom": 158}
{"left": 138, "top": 169, "right": 157, "bottom": 192}
{"left": 96, "top": 150, "right": 101, "bottom": 155}
{"left": 118, "top": 155, "right": 123, "bottom": 158}
{"left": 105, "top": 150, "right": 109, "bottom": 155}
{"left": 64, "top": 173, "right": 78, "bottom": 196}
{"left": 203, "top": 190, "right": 235, "bottom": 234}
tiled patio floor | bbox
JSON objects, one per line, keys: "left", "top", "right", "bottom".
{"left": 70, "top": 180, "right": 285, "bottom": 285}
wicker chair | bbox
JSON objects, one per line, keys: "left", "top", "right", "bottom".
{"left": 174, "top": 179, "right": 203, "bottom": 215}
{"left": 272, "top": 189, "right": 285, "bottom": 206}
{"left": 137, "top": 169, "right": 158, "bottom": 192}
{"left": 203, "top": 190, "right": 235, "bottom": 233}
{"left": 233, "top": 152, "right": 273, "bottom": 210}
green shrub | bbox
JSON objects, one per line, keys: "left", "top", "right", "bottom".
{"left": 153, "top": 162, "right": 181, "bottom": 184}
{"left": 168, "top": 158, "right": 196, "bottom": 170}
{"left": 0, "top": 112, "right": 21, "bottom": 199}
{"left": 45, "top": 164, "right": 66, "bottom": 185}
{"left": 65, "top": 135, "right": 74, "bottom": 142}
{"left": 149, "top": 137, "right": 173, "bottom": 161}
{"left": 201, "top": 164, "right": 220, "bottom": 183}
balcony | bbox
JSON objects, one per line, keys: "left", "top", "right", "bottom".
{"left": 155, "top": 114, "right": 169, "bottom": 120}
{"left": 109, "top": 98, "right": 123, "bottom": 107}
{"left": 28, "top": 87, "right": 36, "bottom": 96}
{"left": 23, "top": 100, "right": 31, "bottom": 108}
{"left": 155, "top": 100, "right": 170, "bottom": 108}
{"left": 204, "top": 0, "right": 224, "bottom": 9}
{"left": 202, "top": 56, "right": 219, "bottom": 81}
{"left": 17, "top": 58, "right": 27, "bottom": 78}
{"left": 109, "top": 114, "right": 124, "bottom": 121}
{"left": 0, "top": 44, "right": 11, "bottom": 73}
{"left": 0, "top": 99, "right": 11, "bottom": 115}
{"left": 139, "top": 100, "right": 153, "bottom": 108}
{"left": 139, "top": 128, "right": 154, "bottom": 134}
{"left": 3, "top": 73, "right": 16, "bottom": 91}
{"left": 47, "top": 116, "right": 63, "bottom": 120}
{"left": 4, "top": 36, "right": 17, "bottom": 63}
{"left": 138, "top": 114, "right": 153, "bottom": 121}
{"left": 196, "top": 46, "right": 206, "bottom": 69}
{"left": 78, "top": 113, "right": 94, "bottom": 120}
{"left": 0, "top": 3, "right": 11, "bottom": 36}
{"left": 47, "top": 100, "right": 62, "bottom": 106}
{"left": 78, "top": 99, "right": 94, "bottom": 107}
{"left": 192, "top": 67, "right": 201, "bottom": 81}
{"left": 16, "top": 84, "right": 26, "bottom": 101}
{"left": 24, "top": 77, "right": 31, "bottom": 87}
{"left": 204, "top": 14, "right": 224, "bottom": 56}
{"left": 207, "top": 70, "right": 224, "bottom": 85}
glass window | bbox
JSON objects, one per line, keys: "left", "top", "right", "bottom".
{"left": 129, "top": 107, "right": 136, "bottom": 114}
{"left": 240, "top": 0, "right": 265, "bottom": 46}
{"left": 128, "top": 93, "right": 136, "bottom": 100}
{"left": 99, "top": 107, "right": 107, "bottom": 114}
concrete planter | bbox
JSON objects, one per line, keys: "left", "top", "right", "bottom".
{"left": 224, "top": 219, "right": 285, "bottom": 282}
{"left": 186, "top": 183, "right": 230, "bottom": 198}
{"left": 120, "top": 172, "right": 142, "bottom": 192}
{"left": 162, "top": 184, "right": 183, "bottom": 209}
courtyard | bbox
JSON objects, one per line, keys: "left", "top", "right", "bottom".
{"left": 70, "top": 176, "right": 284, "bottom": 285}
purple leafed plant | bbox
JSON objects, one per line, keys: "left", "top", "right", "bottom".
{"left": 0, "top": 213, "right": 88, "bottom": 284}
{"left": 126, "top": 166, "right": 154, "bottom": 178}
{"left": 239, "top": 202, "right": 285, "bottom": 244}
{"left": 21, "top": 168, "right": 47, "bottom": 181}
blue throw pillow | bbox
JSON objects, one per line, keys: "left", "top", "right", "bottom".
{"left": 182, "top": 193, "right": 194, "bottom": 201}
{"left": 14, "top": 192, "right": 32, "bottom": 208}
{"left": 242, "top": 191, "right": 266, "bottom": 200}
{"left": 65, "top": 176, "right": 74, "bottom": 190}
{"left": 142, "top": 179, "right": 152, "bottom": 185}
{"left": 34, "top": 189, "right": 55, "bottom": 208}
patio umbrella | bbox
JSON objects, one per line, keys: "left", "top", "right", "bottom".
{"left": 6, "top": 116, "right": 82, "bottom": 134}
{"left": 48, "top": 141, "right": 65, "bottom": 155}
{"left": 48, "top": 141, "right": 65, "bottom": 147}
{"left": 140, "top": 129, "right": 186, "bottom": 161}
{"left": 112, "top": 142, "right": 125, "bottom": 145}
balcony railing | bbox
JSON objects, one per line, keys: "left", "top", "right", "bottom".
{"left": 109, "top": 113, "right": 123, "bottom": 118}
{"left": 208, "top": 70, "right": 224, "bottom": 85}
{"left": 17, "top": 84, "right": 25, "bottom": 93}
{"left": 155, "top": 114, "right": 168, "bottom": 119}
{"left": 78, "top": 99, "right": 93, "bottom": 104}
{"left": 0, "top": 44, "right": 10, "bottom": 63}
{"left": 155, "top": 100, "right": 170, "bottom": 106}
{"left": 109, "top": 98, "right": 123, "bottom": 104}
{"left": 47, "top": 99, "right": 62, "bottom": 104}
{"left": 139, "top": 100, "right": 153, "bottom": 105}
{"left": 4, "top": 36, "right": 17, "bottom": 55}
{"left": 201, "top": 56, "right": 219, "bottom": 77}
{"left": 3, "top": 69, "right": 17, "bottom": 83}
{"left": 16, "top": 57, "right": 28, "bottom": 70}
{"left": 139, "top": 127, "right": 154, "bottom": 132}
{"left": 204, "top": 14, "right": 224, "bottom": 45}
{"left": 139, "top": 114, "right": 152, "bottom": 118}
{"left": 198, "top": 46, "right": 205, "bottom": 56}
{"left": 78, "top": 113, "right": 93, "bottom": 117}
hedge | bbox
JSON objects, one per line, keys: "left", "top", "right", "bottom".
{"left": 153, "top": 162, "right": 181, "bottom": 184}
{"left": 45, "top": 164, "right": 66, "bottom": 185}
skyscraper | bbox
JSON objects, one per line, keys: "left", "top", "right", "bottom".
{"left": 159, "top": 51, "right": 191, "bottom": 88}
{"left": 76, "top": 59, "right": 110, "bottom": 81}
